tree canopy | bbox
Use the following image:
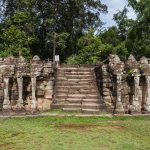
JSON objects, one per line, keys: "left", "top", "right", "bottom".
{"left": 0, "top": 0, "right": 149, "bottom": 63}
{"left": 0, "top": 0, "right": 107, "bottom": 61}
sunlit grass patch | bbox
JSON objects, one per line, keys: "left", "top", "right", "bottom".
{"left": 0, "top": 116, "right": 149, "bottom": 150}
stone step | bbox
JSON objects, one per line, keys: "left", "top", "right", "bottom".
{"left": 56, "top": 78, "right": 95, "bottom": 82}
{"left": 52, "top": 103, "right": 103, "bottom": 109}
{"left": 57, "top": 73, "right": 93, "bottom": 76}
{"left": 76, "top": 88, "right": 99, "bottom": 93}
{"left": 54, "top": 89, "right": 98, "bottom": 94}
{"left": 51, "top": 103, "right": 63, "bottom": 109}
{"left": 54, "top": 98, "right": 101, "bottom": 103}
{"left": 55, "top": 94, "right": 100, "bottom": 99}
{"left": 62, "top": 108, "right": 103, "bottom": 114}
{"left": 82, "top": 99, "right": 101, "bottom": 103}
{"left": 67, "top": 94, "right": 100, "bottom": 98}
{"left": 55, "top": 85, "right": 97, "bottom": 89}
{"left": 52, "top": 66, "right": 102, "bottom": 114}
{"left": 54, "top": 99, "right": 82, "bottom": 103}
{"left": 82, "top": 109, "right": 101, "bottom": 114}
{"left": 55, "top": 83, "right": 97, "bottom": 87}
{"left": 58, "top": 67, "right": 93, "bottom": 70}
{"left": 56, "top": 81, "right": 96, "bottom": 84}
{"left": 62, "top": 108, "right": 82, "bottom": 112}
{"left": 82, "top": 104, "right": 103, "bottom": 109}
{"left": 58, "top": 68, "right": 94, "bottom": 71}
{"left": 54, "top": 90, "right": 99, "bottom": 95}
{"left": 57, "top": 71, "right": 93, "bottom": 75}
{"left": 52, "top": 99, "right": 65, "bottom": 103}
{"left": 54, "top": 86, "right": 99, "bottom": 93}
{"left": 57, "top": 74, "right": 93, "bottom": 77}
{"left": 56, "top": 75, "right": 94, "bottom": 81}
{"left": 82, "top": 99, "right": 103, "bottom": 105}
{"left": 52, "top": 103, "right": 81, "bottom": 109}
{"left": 56, "top": 76, "right": 95, "bottom": 81}
{"left": 65, "top": 98, "right": 82, "bottom": 103}
{"left": 60, "top": 65, "right": 95, "bottom": 68}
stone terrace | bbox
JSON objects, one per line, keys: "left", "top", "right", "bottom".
{"left": 0, "top": 54, "right": 150, "bottom": 115}
{"left": 51, "top": 66, "right": 105, "bottom": 114}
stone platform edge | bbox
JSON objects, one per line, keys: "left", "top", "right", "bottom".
{"left": 0, "top": 113, "right": 150, "bottom": 118}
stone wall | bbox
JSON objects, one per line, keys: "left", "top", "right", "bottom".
{"left": 0, "top": 54, "right": 150, "bottom": 115}
{"left": 0, "top": 55, "right": 54, "bottom": 113}
{"left": 100, "top": 54, "right": 150, "bottom": 114}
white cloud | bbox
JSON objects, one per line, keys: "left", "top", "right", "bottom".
{"left": 101, "top": 0, "right": 136, "bottom": 28}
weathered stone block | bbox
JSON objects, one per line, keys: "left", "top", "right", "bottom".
{"left": 42, "top": 99, "right": 52, "bottom": 111}
{"left": 102, "top": 78, "right": 112, "bottom": 83}
{"left": 103, "top": 83, "right": 113, "bottom": 87}
{"left": 104, "top": 96, "right": 112, "bottom": 103}
{"left": 37, "top": 90, "right": 45, "bottom": 96}
{"left": 102, "top": 74, "right": 110, "bottom": 78}
{"left": 44, "top": 90, "right": 53, "bottom": 99}
{"left": 103, "top": 92, "right": 110, "bottom": 96}
{"left": 0, "top": 90, "right": 3, "bottom": 97}
{"left": 121, "top": 89, "right": 129, "bottom": 95}
{"left": 103, "top": 88, "right": 111, "bottom": 92}
{"left": 45, "top": 81, "right": 54, "bottom": 90}
{"left": 138, "top": 90, "right": 143, "bottom": 95}
{"left": 37, "top": 81, "right": 45, "bottom": 89}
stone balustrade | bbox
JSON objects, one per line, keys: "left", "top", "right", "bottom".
{"left": 0, "top": 55, "right": 54, "bottom": 113}
{"left": 102, "top": 54, "right": 150, "bottom": 114}
{"left": 0, "top": 54, "right": 150, "bottom": 114}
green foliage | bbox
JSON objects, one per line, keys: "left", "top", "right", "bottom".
{"left": 0, "top": 0, "right": 149, "bottom": 62}
{"left": 100, "top": 1, "right": 150, "bottom": 60}
{"left": 113, "top": 42, "right": 128, "bottom": 61}
{"left": 127, "top": 69, "right": 135, "bottom": 76}
{"left": 99, "top": 9, "right": 135, "bottom": 61}
{"left": 127, "top": 0, "right": 150, "bottom": 58}
{"left": 66, "top": 29, "right": 113, "bottom": 64}
{"left": 0, "top": 25, "right": 34, "bottom": 58}
{"left": 100, "top": 26, "right": 121, "bottom": 47}
{"left": 0, "top": 0, "right": 107, "bottom": 60}
{"left": 65, "top": 55, "right": 80, "bottom": 65}
{"left": 46, "top": 32, "right": 69, "bottom": 52}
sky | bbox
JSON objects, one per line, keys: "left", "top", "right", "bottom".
{"left": 101, "top": 0, "right": 137, "bottom": 28}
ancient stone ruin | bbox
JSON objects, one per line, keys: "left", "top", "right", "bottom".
{"left": 0, "top": 55, "right": 54, "bottom": 114}
{"left": 0, "top": 54, "right": 150, "bottom": 115}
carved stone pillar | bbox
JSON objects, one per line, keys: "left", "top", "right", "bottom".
{"left": 115, "top": 74, "right": 124, "bottom": 113}
{"left": 145, "top": 76, "right": 150, "bottom": 111}
{"left": 31, "top": 77, "right": 37, "bottom": 110}
{"left": 17, "top": 77, "right": 24, "bottom": 108}
{"left": 131, "top": 75, "right": 141, "bottom": 113}
{"left": 3, "top": 78, "right": 11, "bottom": 109}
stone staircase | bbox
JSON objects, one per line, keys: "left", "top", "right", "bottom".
{"left": 51, "top": 66, "right": 105, "bottom": 114}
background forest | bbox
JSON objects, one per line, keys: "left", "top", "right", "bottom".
{"left": 0, "top": 0, "right": 150, "bottom": 63}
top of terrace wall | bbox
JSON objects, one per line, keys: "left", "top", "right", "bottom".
{"left": 108, "top": 54, "right": 150, "bottom": 76}
{"left": 0, "top": 55, "right": 53, "bottom": 78}
{"left": 0, "top": 54, "right": 150, "bottom": 77}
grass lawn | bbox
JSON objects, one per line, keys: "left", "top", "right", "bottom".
{"left": 0, "top": 116, "right": 150, "bottom": 150}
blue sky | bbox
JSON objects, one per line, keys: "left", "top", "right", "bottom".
{"left": 101, "top": 0, "right": 137, "bottom": 28}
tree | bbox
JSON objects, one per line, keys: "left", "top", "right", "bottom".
{"left": 127, "top": 0, "right": 150, "bottom": 58}
{"left": 0, "top": 0, "right": 107, "bottom": 61}
{"left": 100, "top": 26, "right": 120, "bottom": 47}
{"left": 66, "top": 29, "right": 112, "bottom": 64}
{"left": 0, "top": 25, "right": 34, "bottom": 58}
{"left": 113, "top": 7, "right": 135, "bottom": 41}
{"left": 113, "top": 41, "right": 128, "bottom": 61}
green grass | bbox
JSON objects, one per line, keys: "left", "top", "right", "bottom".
{"left": 0, "top": 116, "right": 150, "bottom": 150}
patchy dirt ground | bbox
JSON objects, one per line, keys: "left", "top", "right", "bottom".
{"left": 51, "top": 121, "right": 126, "bottom": 132}
{"left": 0, "top": 116, "right": 149, "bottom": 150}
